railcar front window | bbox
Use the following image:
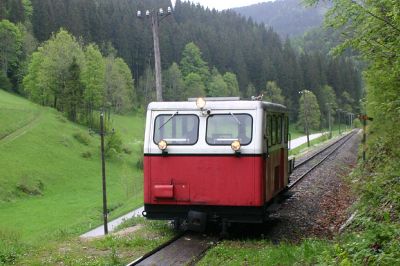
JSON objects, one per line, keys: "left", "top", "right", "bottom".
{"left": 206, "top": 114, "right": 252, "bottom": 145}
{"left": 154, "top": 114, "right": 199, "bottom": 145}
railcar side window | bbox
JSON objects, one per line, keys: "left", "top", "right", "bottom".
{"left": 267, "top": 114, "right": 272, "bottom": 147}
{"left": 277, "top": 115, "right": 282, "bottom": 144}
{"left": 284, "top": 116, "right": 289, "bottom": 143}
{"left": 153, "top": 114, "right": 199, "bottom": 145}
{"left": 271, "top": 115, "right": 277, "bottom": 145}
{"left": 206, "top": 114, "right": 252, "bottom": 145}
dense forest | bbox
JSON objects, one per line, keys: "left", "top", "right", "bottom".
{"left": 1, "top": 0, "right": 361, "bottom": 126}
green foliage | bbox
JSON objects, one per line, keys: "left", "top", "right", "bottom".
{"left": 81, "top": 44, "right": 105, "bottom": 115}
{"left": 73, "top": 132, "right": 91, "bottom": 146}
{"left": 21, "top": 0, "right": 33, "bottom": 21}
{"left": 23, "top": 29, "right": 85, "bottom": 109}
{"left": 23, "top": 29, "right": 134, "bottom": 122}
{"left": 81, "top": 151, "right": 92, "bottom": 158}
{"left": 304, "top": 0, "right": 400, "bottom": 263}
{"left": 184, "top": 72, "right": 206, "bottom": 98}
{"left": 105, "top": 132, "right": 123, "bottom": 158}
{"left": 24, "top": 0, "right": 362, "bottom": 109}
{"left": 0, "top": 71, "right": 12, "bottom": 91}
{"left": 0, "top": 19, "right": 23, "bottom": 90}
{"left": 137, "top": 65, "right": 155, "bottom": 105}
{"left": 180, "top": 42, "right": 209, "bottom": 83}
{"left": 223, "top": 72, "right": 240, "bottom": 96}
{"left": 0, "top": 230, "right": 25, "bottom": 265}
{"left": 163, "top": 62, "right": 185, "bottom": 101}
{"left": 208, "top": 68, "right": 228, "bottom": 97}
{"left": 199, "top": 239, "right": 334, "bottom": 265}
{"left": 244, "top": 83, "right": 256, "bottom": 99}
{"left": 340, "top": 91, "right": 354, "bottom": 113}
{"left": 264, "top": 81, "right": 285, "bottom": 104}
{"left": 62, "top": 57, "right": 84, "bottom": 122}
{"left": 104, "top": 55, "right": 135, "bottom": 114}
{"left": 297, "top": 90, "right": 321, "bottom": 131}
{"left": 16, "top": 176, "right": 44, "bottom": 196}
{"left": 317, "top": 85, "right": 337, "bottom": 127}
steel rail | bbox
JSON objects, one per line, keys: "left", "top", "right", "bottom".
{"left": 126, "top": 231, "right": 185, "bottom": 266}
{"left": 288, "top": 130, "right": 356, "bottom": 189}
{"left": 293, "top": 131, "right": 354, "bottom": 170}
{"left": 126, "top": 231, "right": 218, "bottom": 266}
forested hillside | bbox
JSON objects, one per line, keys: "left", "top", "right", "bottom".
{"left": 0, "top": 0, "right": 361, "bottom": 122}
{"left": 233, "top": 0, "right": 328, "bottom": 37}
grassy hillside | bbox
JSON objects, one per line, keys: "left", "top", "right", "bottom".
{"left": 0, "top": 90, "right": 145, "bottom": 243}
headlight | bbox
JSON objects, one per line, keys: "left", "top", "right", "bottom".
{"left": 196, "top": 97, "right": 206, "bottom": 109}
{"left": 158, "top": 140, "right": 167, "bottom": 150}
{"left": 231, "top": 140, "right": 241, "bottom": 151}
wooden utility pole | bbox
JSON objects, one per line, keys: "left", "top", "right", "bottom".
{"left": 300, "top": 90, "right": 310, "bottom": 147}
{"left": 328, "top": 107, "right": 332, "bottom": 139}
{"left": 137, "top": 7, "right": 172, "bottom": 102}
{"left": 151, "top": 14, "right": 163, "bottom": 102}
{"left": 100, "top": 112, "right": 108, "bottom": 235}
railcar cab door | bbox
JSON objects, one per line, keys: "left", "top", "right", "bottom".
{"left": 264, "top": 112, "right": 289, "bottom": 201}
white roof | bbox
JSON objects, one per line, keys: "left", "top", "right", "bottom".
{"left": 147, "top": 100, "right": 287, "bottom": 113}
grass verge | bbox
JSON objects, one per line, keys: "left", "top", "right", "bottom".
{"left": 7, "top": 218, "right": 173, "bottom": 265}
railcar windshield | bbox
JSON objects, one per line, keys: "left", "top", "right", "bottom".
{"left": 206, "top": 114, "right": 252, "bottom": 145}
{"left": 154, "top": 114, "right": 199, "bottom": 145}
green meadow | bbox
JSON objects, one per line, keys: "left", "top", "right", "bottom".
{"left": 0, "top": 90, "right": 145, "bottom": 243}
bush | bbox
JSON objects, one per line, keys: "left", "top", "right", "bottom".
{"left": 73, "top": 132, "right": 91, "bottom": 145}
{"left": 122, "top": 146, "right": 132, "bottom": 154}
{"left": 0, "top": 72, "right": 12, "bottom": 92}
{"left": 105, "top": 132, "right": 123, "bottom": 158}
{"left": 16, "top": 176, "right": 44, "bottom": 196}
{"left": 81, "top": 151, "right": 92, "bottom": 158}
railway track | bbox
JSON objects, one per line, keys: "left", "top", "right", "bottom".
{"left": 126, "top": 130, "right": 357, "bottom": 266}
{"left": 127, "top": 231, "right": 218, "bottom": 266}
{"left": 289, "top": 130, "right": 357, "bottom": 189}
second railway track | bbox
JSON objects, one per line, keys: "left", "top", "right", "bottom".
{"left": 289, "top": 130, "right": 357, "bottom": 188}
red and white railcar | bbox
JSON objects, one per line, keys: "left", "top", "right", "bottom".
{"left": 143, "top": 97, "right": 290, "bottom": 228}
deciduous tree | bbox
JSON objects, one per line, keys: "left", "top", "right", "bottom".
{"left": 223, "top": 72, "right": 240, "bottom": 96}
{"left": 163, "top": 62, "right": 185, "bottom": 101}
{"left": 0, "top": 19, "right": 22, "bottom": 90}
{"left": 184, "top": 73, "right": 206, "bottom": 98}
{"left": 264, "top": 81, "right": 285, "bottom": 105}
{"left": 298, "top": 90, "right": 321, "bottom": 131}
{"left": 208, "top": 68, "right": 228, "bottom": 97}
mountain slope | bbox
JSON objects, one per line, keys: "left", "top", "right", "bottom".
{"left": 233, "top": 0, "right": 328, "bottom": 37}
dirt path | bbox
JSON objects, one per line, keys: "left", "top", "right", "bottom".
{"left": 0, "top": 112, "right": 42, "bottom": 147}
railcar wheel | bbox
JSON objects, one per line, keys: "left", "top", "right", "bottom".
{"left": 220, "top": 219, "right": 230, "bottom": 238}
{"left": 173, "top": 218, "right": 181, "bottom": 231}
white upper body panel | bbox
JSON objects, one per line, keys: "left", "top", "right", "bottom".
{"left": 144, "top": 100, "right": 287, "bottom": 155}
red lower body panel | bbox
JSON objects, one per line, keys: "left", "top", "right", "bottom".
{"left": 144, "top": 155, "right": 265, "bottom": 207}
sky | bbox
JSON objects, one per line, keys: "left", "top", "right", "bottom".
{"left": 172, "top": 0, "right": 273, "bottom": 11}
